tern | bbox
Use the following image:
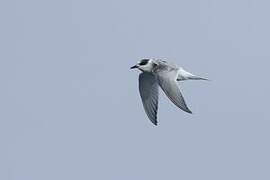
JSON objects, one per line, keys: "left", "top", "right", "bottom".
{"left": 131, "top": 58, "right": 208, "bottom": 125}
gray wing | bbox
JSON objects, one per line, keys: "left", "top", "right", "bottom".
{"left": 139, "top": 73, "right": 159, "bottom": 125}
{"left": 156, "top": 69, "right": 192, "bottom": 114}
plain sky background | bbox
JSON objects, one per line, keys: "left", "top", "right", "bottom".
{"left": 1, "top": 0, "right": 270, "bottom": 179}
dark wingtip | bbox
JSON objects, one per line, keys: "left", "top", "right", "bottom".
{"left": 150, "top": 118, "right": 158, "bottom": 126}
{"left": 185, "top": 109, "right": 192, "bottom": 114}
{"left": 151, "top": 119, "right": 158, "bottom": 126}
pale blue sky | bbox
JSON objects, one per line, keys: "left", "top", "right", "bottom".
{"left": 0, "top": 0, "right": 270, "bottom": 179}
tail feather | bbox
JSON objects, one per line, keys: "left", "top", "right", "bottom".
{"left": 189, "top": 76, "right": 209, "bottom": 81}
{"left": 177, "top": 68, "right": 208, "bottom": 81}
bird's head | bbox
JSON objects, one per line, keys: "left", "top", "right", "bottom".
{"left": 130, "top": 59, "right": 156, "bottom": 72}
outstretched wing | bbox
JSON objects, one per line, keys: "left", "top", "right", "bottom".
{"left": 139, "top": 73, "right": 159, "bottom": 125}
{"left": 156, "top": 69, "right": 192, "bottom": 113}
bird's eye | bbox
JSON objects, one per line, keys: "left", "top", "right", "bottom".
{"left": 139, "top": 59, "right": 149, "bottom": 66}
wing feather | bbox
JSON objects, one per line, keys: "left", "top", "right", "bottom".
{"left": 139, "top": 73, "right": 159, "bottom": 125}
{"left": 156, "top": 70, "right": 192, "bottom": 114}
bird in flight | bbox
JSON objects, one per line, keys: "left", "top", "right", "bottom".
{"left": 130, "top": 58, "right": 208, "bottom": 125}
